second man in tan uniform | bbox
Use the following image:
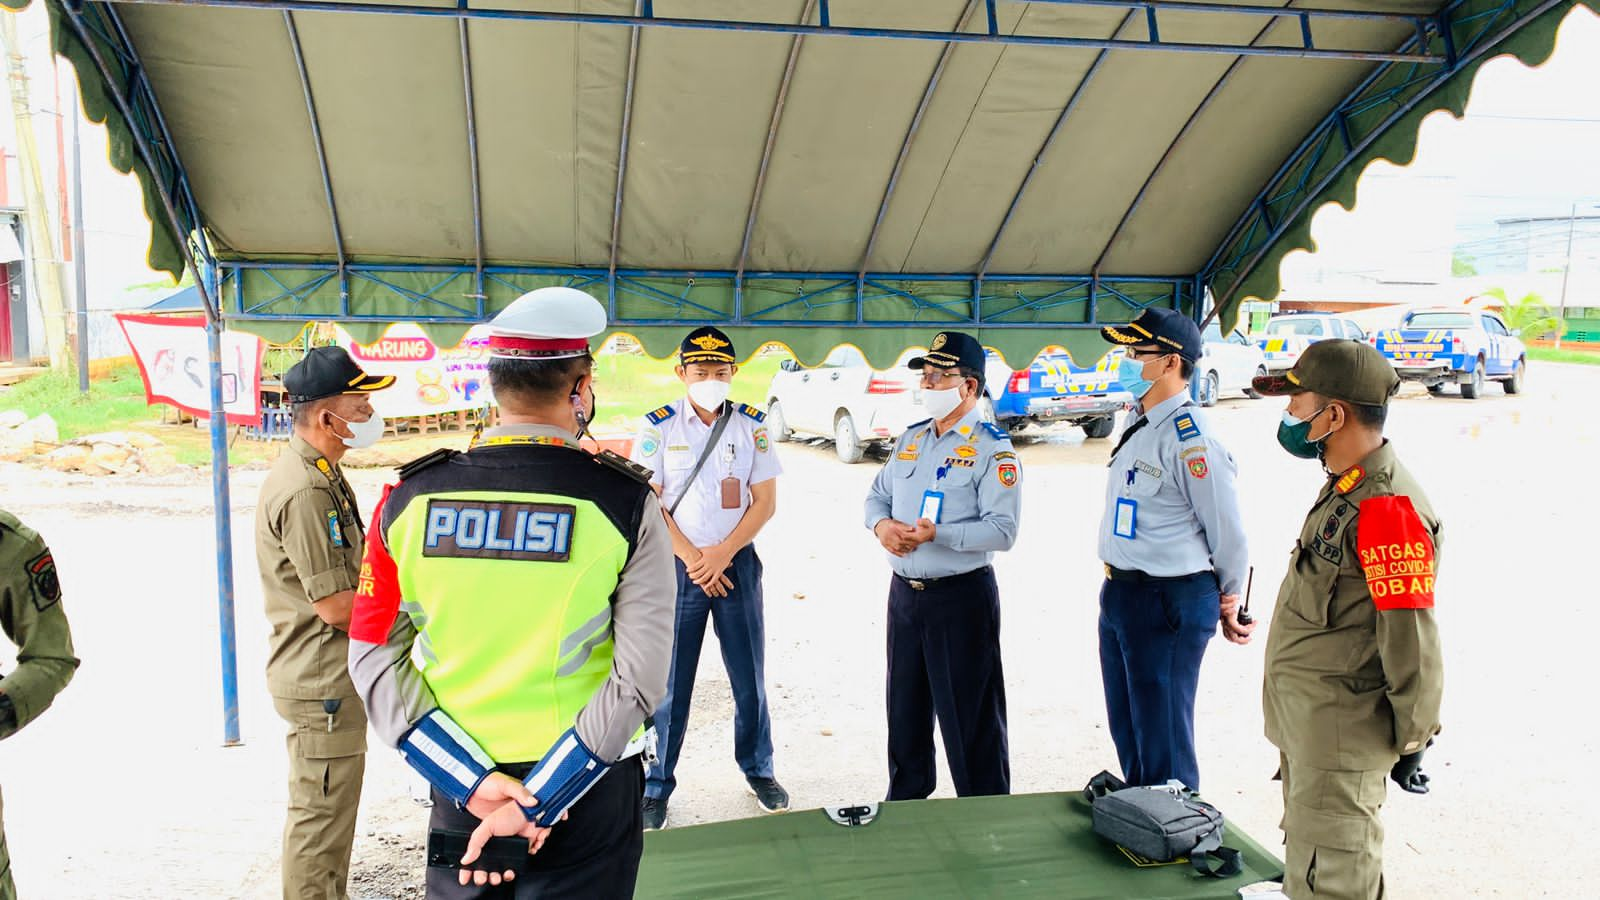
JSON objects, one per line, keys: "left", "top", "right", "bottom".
{"left": 1253, "top": 340, "right": 1444, "bottom": 900}
{"left": 256, "top": 346, "right": 394, "bottom": 899}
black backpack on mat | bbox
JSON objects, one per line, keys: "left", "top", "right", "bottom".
{"left": 1082, "top": 771, "right": 1244, "bottom": 878}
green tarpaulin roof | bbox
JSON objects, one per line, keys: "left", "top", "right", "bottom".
{"left": 11, "top": 0, "right": 1594, "bottom": 366}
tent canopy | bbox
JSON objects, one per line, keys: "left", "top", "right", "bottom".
{"left": 17, "top": 0, "right": 1593, "bottom": 365}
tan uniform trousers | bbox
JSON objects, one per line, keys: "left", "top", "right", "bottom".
{"left": 274, "top": 696, "right": 368, "bottom": 900}
{"left": 1280, "top": 753, "right": 1389, "bottom": 900}
{"left": 0, "top": 786, "right": 13, "bottom": 900}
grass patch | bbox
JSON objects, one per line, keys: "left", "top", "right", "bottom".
{"left": 1528, "top": 347, "right": 1600, "bottom": 366}
{"left": 0, "top": 363, "right": 160, "bottom": 439}
{"left": 589, "top": 354, "right": 787, "bottom": 429}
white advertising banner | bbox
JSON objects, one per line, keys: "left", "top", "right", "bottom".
{"left": 115, "top": 314, "right": 264, "bottom": 425}
{"left": 335, "top": 323, "right": 494, "bottom": 418}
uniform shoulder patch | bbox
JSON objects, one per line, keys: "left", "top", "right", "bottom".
{"left": 737, "top": 403, "right": 767, "bottom": 423}
{"left": 397, "top": 448, "right": 458, "bottom": 481}
{"left": 645, "top": 405, "right": 677, "bottom": 425}
{"left": 980, "top": 421, "right": 1008, "bottom": 441}
{"left": 25, "top": 548, "right": 61, "bottom": 611}
{"left": 1335, "top": 465, "right": 1366, "bottom": 495}
{"left": 1172, "top": 413, "right": 1201, "bottom": 441}
{"left": 992, "top": 450, "right": 1018, "bottom": 462}
{"left": 594, "top": 449, "right": 654, "bottom": 485}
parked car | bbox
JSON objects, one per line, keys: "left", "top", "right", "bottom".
{"left": 1196, "top": 321, "right": 1269, "bottom": 406}
{"left": 765, "top": 345, "right": 1131, "bottom": 463}
{"left": 765, "top": 346, "right": 926, "bottom": 463}
{"left": 1371, "top": 308, "right": 1526, "bottom": 399}
{"left": 991, "top": 349, "right": 1131, "bottom": 438}
{"left": 1255, "top": 312, "right": 1367, "bottom": 375}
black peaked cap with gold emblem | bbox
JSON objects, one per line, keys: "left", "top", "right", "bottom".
{"left": 907, "top": 331, "right": 985, "bottom": 374}
{"left": 680, "top": 326, "right": 737, "bottom": 365}
{"left": 1100, "top": 307, "right": 1203, "bottom": 362}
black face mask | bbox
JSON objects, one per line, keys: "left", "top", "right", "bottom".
{"left": 571, "top": 378, "right": 596, "bottom": 440}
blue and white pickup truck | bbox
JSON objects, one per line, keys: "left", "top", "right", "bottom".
{"left": 991, "top": 349, "right": 1132, "bottom": 439}
{"left": 1371, "top": 308, "right": 1527, "bottom": 399}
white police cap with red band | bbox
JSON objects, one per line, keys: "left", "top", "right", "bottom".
{"left": 487, "top": 286, "right": 608, "bottom": 360}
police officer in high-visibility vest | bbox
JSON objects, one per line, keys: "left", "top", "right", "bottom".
{"left": 1253, "top": 340, "right": 1443, "bottom": 899}
{"left": 630, "top": 327, "right": 787, "bottom": 831}
{"left": 865, "top": 330, "right": 1021, "bottom": 800}
{"left": 348, "top": 287, "right": 674, "bottom": 898}
{"left": 1098, "top": 308, "right": 1254, "bottom": 792}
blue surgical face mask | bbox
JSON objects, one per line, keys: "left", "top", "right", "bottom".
{"left": 1115, "top": 355, "right": 1155, "bottom": 400}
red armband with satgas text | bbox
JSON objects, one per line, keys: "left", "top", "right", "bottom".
{"left": 349, "top": 484, "right": 403, "bottom": 643}
{"left": 1356, "top": 495, "right": 1436, "bottom": 611}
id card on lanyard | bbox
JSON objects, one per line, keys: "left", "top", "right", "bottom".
{"left": 1114, "top": 497, "right": 1137, "bottom": 540}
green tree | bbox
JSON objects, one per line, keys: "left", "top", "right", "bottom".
{"left": 1484, "top": 288, "right": 1566, "bottom": 340}
{"left": 1452, "top": 252, "right": 1479, "bottom": 277}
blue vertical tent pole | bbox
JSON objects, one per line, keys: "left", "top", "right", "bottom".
{"left": 203, "top": 257, "right": 242, "bottom": 747}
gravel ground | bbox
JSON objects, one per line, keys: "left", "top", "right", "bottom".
{"left": 0, "top": 363, "right": 1593, "bottom": 897}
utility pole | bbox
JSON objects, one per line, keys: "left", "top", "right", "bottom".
{"left": 1556, "top": 201, "right": 1576, "bottom": 350}
{"left": 69, "top": 78, "right": 87, "bottom": 391}
{"left": 0, "top": 17, "right": 68, "bottom": 369}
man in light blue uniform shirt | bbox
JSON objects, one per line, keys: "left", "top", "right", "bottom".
{"left": 864, "top": 330, "right": 1021, "bottom": 800}
{"left": 1098, "top": 307, "right": 1254, "bottom": 792}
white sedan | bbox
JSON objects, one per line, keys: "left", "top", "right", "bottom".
{"left": 1195, "top": 321, "right": 1268, "bottom": 406}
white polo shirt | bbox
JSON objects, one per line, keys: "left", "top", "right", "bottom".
{"left": 631, "top": 398, "right": 781, "bottom": 548}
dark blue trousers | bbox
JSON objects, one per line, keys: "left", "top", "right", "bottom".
{"left": 645, "top": 545, "right": 774, "bottom": 801}
{"left": 1098, "top": 570, "right": 1219, "bottom": 791}
{"left": 886, "top": 567, "right": 1010, "bottom": 801}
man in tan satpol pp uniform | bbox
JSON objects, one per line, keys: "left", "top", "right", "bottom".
{"left": 0, "top": 510, "right": 79, "bottom": 900}
{"left": 256, "top": 346, "right": 394, "bottom": 899}
{"left": 1253, "top": 339, "right": 1443, "bottom": 899}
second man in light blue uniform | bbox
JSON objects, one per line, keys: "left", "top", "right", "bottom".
{"left": 865, "top": 331, "right": 1022, "bottom": 800}
{"left": 1097, "top": 308, "right": 1254, "bottom": 792}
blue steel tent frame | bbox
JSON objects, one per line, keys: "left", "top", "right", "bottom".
{"left": 40, "top": 0, "right": 1573, "bottom": 743}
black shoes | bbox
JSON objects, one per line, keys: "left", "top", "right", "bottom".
{"left": 642, "top": 796, "right": 667, "bottom": 831}
{"left": 747, "top": 777, "right": 790, "bottom": 814}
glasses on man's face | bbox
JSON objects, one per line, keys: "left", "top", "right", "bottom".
{"left": 918, "top": 370, "right": 965, "bottom": 386}
{"left": 1127, "top": 348, "right": 1172, "bottom": 361}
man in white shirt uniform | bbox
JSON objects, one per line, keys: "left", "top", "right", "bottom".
{"left": 630, "top": 326, "right": 788, "bottom": 830}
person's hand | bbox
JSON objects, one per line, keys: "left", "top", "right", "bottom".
{"left": 465, "top": 772, "right": 535, "bottom": 821}
{"left": 697, "top": 571, "right": 735, "bottom": 598}
{"left": 874, "top": 519, "right": 917, "bottom": 557}
{"left": 686, "top": 542, "right": 734, "bottom": 587}
{"left": 1220, "top": 605, "right": 1255, "bottom": 645}
{"left": 908, "top": 518, "right": 937, "bottom": 547}
{"left": 1219, "top": 593, "right": 1240, "bottom": 618}
{"left": 1390, "top": 744, "right": 1432, "bottom": 794}
{"left": 457, "top": 800, "right": 566, "bottom": 887}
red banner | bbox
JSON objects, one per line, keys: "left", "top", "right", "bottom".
{"left": 115, "top": 314, "right": 265, "bottom": 427}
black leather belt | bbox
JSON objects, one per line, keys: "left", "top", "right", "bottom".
{"left": 895, "top": 566, "right": 993, "bottom": 591}
{"left": 1103, "top": 564, "right": 1211, "bottom": 584}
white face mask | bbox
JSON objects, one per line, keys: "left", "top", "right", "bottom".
{"left": 331, "top": 411, "right": 385, "bottom": 449}
{"left": 920, "top": 386, "right": 964, "bottom": 420}
{"left": 687, "top": 380, "right": 732, "bottom": 412}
